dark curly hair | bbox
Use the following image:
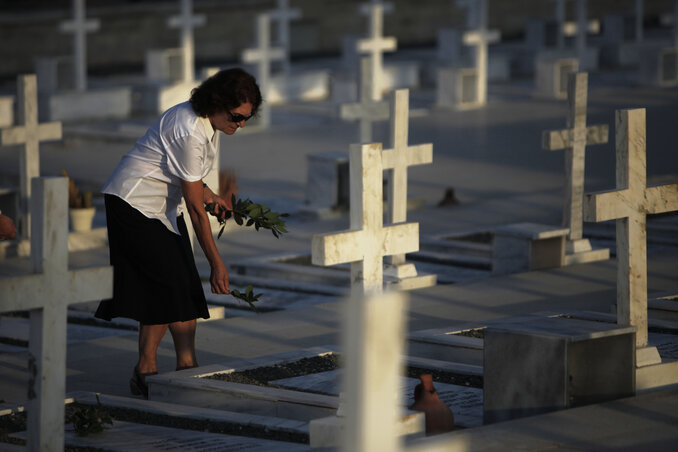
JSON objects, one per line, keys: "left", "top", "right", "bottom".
{"left": 189, "top": 68, "right": 262, "bottom": 118}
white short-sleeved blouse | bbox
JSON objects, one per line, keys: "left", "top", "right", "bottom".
{"left": 103, "top": 101, "right": 217, "bottom": 235}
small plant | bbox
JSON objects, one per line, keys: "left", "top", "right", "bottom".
{"left": 205, "top": 194, "right": 289, "bottom": 312}
{"left": 65, "top": 394, "right": 113, "bottom": 437}
{"left": 62, "top": 170, "right": 93, "bottom": 209}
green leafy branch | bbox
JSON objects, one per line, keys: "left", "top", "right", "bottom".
{"left": 65, "top": 394, "right": 113, "bottom": 437}
{"left": 205, "top": 195, "right": 289, "bottom": 312}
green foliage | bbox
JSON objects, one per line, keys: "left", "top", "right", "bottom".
{"left": 205, "top": 196, "right": 288, "bottom": 312}
{"left": 65, "top": 395, "right": 113, "bottom": 437}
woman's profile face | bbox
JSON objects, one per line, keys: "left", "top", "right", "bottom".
{"left": 209, "top": 101, "right": 253, "bottom": 135}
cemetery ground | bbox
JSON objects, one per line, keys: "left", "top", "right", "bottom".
{"left": 1, "top": 64, "right": 678, "bottom": 449}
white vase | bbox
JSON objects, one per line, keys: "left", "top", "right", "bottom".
{"left": 69, "top": 207, "right": 96, "bottom": 232}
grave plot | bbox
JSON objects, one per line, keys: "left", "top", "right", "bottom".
{"left": 147, "top": 346, "right": 484, "bottom": 430}
{"left": 1, "top": 392, "right": 309, "bottom": 451}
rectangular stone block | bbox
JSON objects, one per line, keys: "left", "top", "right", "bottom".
{"left": 34, "top": 56, "right": 74, "bottom": 94}
{"left": 132, "top": 81, "right": 198, "bottom": 115}
{"left": 484, "top": 317, "right": 636, "bottom": 424}
{"left": 305, "top": 152, "right": 349, "bottom": 209}
{"left": 44, "top": 87, "right": 132, "bottom": 122}
{"left": 0, "top": 96, "right": 13, "bottom": 127}
{"left": 639, "top": 47, "right": 678, "bottom": 87}
{"left": 436, "top": 67, "right": 478, "bottom": 109}
{"left": 145, "top": 48, "right": 184, "bottom": 83}
{"left": 535, "top": 57, "right": 579, "bottom": 99}
{"left": 268, "top": 70, "right": 330, "bottom": 105}
{"left": 492, "top": 223, "right": 568, "bottom": 275}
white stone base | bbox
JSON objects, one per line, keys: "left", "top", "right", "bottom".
{"left": 636, "top": 359, "right": 678, "bottom": 391}
{"left": 133, "top": 81, "right": 199, "bottom": 115}
{"left": 309, "top": 410, "right": 425, "bottom": 448}
{"left": 268, "top": 70, "right": 331, "bottom": 105}
{"left": 384, "top": 263, "right": 437, "bottom": 292}
{"left": 436, "top": 67, "right": 480, "bottom": 110}
{"left": 0, "top": 96, "right": 13, "bottom": 127}
{"left": 534, "top": 57, "right": 579, "bottom": 100}
{"left": 0, "top": 227, "right": 108, "bottom": 260}
{"left": 44, "top": 87, "right": 132, "bottom": 122}
{"left": 563, "top": 239, "right": 610, "bottom": 266}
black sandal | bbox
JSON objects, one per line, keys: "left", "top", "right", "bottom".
{"left": 129, "top": 366, "right": 157, "bottom": 399}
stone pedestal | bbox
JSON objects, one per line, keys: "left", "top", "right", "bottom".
{"left": 309, "top": 410, "right": 425, "bottom": 448}
{"left": 535, "top": 56, "right": 579, "bottom": 99}
{"left": 34, "top": 56, "right": 74, "bottom": 94}
{"left": 638, "top": 47, "right": 678, "bottom": 87}
{"left": 563, "top": 238, "right": 610, "bottom": 266}
{"left": 0, "top": 96, "right": 13, "bottom": 127}
{"left": 492, "top": 223, "right": 568, "bottom": 275}
{"left": 267, "top": 70, "right": 330, "bottom": 105}
{"left": 436, "top": 66, "right": 479, "bottom": 110}
{"left": 484, "top": 316, "right": 636, "bottom": 424}
{"left": 132, "top": 81, "right": 198, "bottom": 115}
{"left": 42, "top": 87, "right": 132, "bottom": 122}
{"left": 304, "top": 151, "right": 349, "bottom": 211}
{"left": 145, "top": 48, "right": 184, "bottom": 83}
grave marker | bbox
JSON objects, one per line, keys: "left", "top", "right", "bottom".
{"left": 575, "top": 0, "right": 588, "bottom": 66}
{"left": 59, "top": 0, "right": 100, "bottom": 92}
{"left": 269, "top": 0, "right": 301, "bottom": 75}
{"left": 549, "top": 0, "right": 566, "bottom": 49}
{"left": 167, "top": 0, "right": 206, "bottom": 83}
{"left": 382, "top": 89, "right": 435, "bottom": 289}
{"left": 242, "top": 13, "right": 285, "bottom": 128}
{"left": 0, "top": 74, "right": 62, "bottom": 239}
{"left": 460, "top": 0, "right": 500, "bottom": 105}
{"left": 542, "top": 72, "right": 609, "bottom": 260}
{"left": 312, "top": 143, "right": 419, "bottom": 294}
{"left": 0, "top": 177, "right": 113, "bottom": 451}
{"left": 584, "top": 109, "right": 678, "bottom": 355}
{"left": 357, "top": 2, "right": 397, "bottom": 101}
{"left": 340, "top": 58, "right": 390, "bottom": 143}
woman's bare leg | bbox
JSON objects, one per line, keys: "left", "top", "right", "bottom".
{"left": 137, "top": 324, "right": 169, "bottom": 374}
{"left": 168, "top": 319, "right": 198, "bottom": 370}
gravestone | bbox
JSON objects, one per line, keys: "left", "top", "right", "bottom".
{"left": 339, "top": 57, "right": 389, "bottom": 143}
{"left": 357, "top": 1, "right": 397, "bottom": 101}
{"left": 167, "top": 0, "right": 205, "bottom": 83}
{"left": 535, "top": 57, "right": 579, "bottom": 99}
{"left": 382, "top": 89, "right": 435, "bottom": 290}
{"left": 0, "top": 96, "right": 13, "bottom": 128}
{"left": 600, "top": 2, "right": 644, "bottom": 67}
{"left": 542, "top": 72, "right": 610, "bottom": 264}
{"left": 0, "top": 74, "right": 62, "bottom": 239}
{"left": 58, "top": 0, "right": 100, "bottom": 92}
{"left": 0, "top": 177, "right": 113, "bottom": 451}
{"left": 242, "top": 13, "right": 285, "bottom": 129}
{"left": 34, "top": 56, "right": 74, "bottom": 94}
{"left": 268, "top": 0, "right": 301, "bottom": 75}
{"left": 145, "top": 48, "right": 184, "bottom": 83}
{"left": 312, "top": 142, "right": 419, "bottom": 294}
{"left": 584, "top": 109, "right": 678, "bottom": 367}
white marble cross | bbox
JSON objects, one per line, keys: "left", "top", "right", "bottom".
{"left": 461, "top": 0, "right": 500, "bottom": 105}
{"left": 0, "top": 74, "right": 62, "bottom": 239}
{"left": 357, "top": 2, "right": 397, "bottom": 101}
{"left": 341, "top": 290, "right": 407, "bottom": 451}
{"left": 0, "top": 177, "right": 113, "bottom": 451}
{"left": 383, "top": 89, "right": 432, "bottom": 268}
{"left": 340, "top": 57, "right": 390, "bottom": 143}
{"left": 168, "top": 0, "right": 206, "bottom": 83}
{"left": 548, "top": 0, "right": 566, "bottom": 49}
{"left": 242, "top": 13, "right": 285, "bottom": 128}
{"left": 268, "top": 0, "right": 301, "bottom": 75}
{"left": 59, "top": 0, "right": 100, "bottom": 92}
{"left": 312, "top": 143, "right": 419, "bottom": 294}
{"left": 584, "top": 109, "right": 678, "bottom": 352}
{"left": 542, "top": 72, "right": 608, "bottom": 246}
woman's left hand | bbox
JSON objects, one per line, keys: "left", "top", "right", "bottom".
{"left": 202, "top": 185, "right": 231, "bottom": 220}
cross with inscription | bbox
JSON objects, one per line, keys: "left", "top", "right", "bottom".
{"left": 460, "top": 0, "right": 500, "bottom": 105}
{"left": 0, "top": 177, "right": 113, "bottom": 451}
{"left": 0, "top": 74, "right": 62, "bottom": 239}
{"left": 584, "top": 109, "right": 678, "bottom": 352}
{"left": 59, "top": 0, "right": 100, "bottom": 92}
{"left": 340, "top": 57, "right": 390, "bottom": 143}
{"left": 382, "top": 89, "right": 432, "bottom": 270}
{"left": 168, "top": 0, "right": 206, "bottom": 83}
{"left": 268, "top": 0, "right": 301, "bottom": 74}
{"left": 312, "top": 143, "right": 419, "bottom": 294}
{"left": 357, "top": 2, "right": 397, "bottom": 101}
{"left": 242, "top": 13, "right": 285, "bottom": 128}
{"left": 542, "top": 72, "right": 609, "bottom": 249}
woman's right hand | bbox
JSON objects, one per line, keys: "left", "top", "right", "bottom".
{"left": 210, "top": 262, "right": 230, "bottom": 295}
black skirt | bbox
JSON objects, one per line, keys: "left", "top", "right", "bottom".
{"left": 95, "top": 194, "right": 210, "bottom": 325}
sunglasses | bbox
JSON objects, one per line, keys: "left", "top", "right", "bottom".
{"left": 228, "top": 111, "right": 254, "bottom": 123}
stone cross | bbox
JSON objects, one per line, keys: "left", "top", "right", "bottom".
{"left": 341, "top": 290, "right": 407, "bottom": 451}
{"left": 542, "top": 72, "right": 608, "bottom": 246}
{"left": 312, "top": 143, "right": 419, "bottom": 294}
{"left": 575, "top": 0, "right": 588, "bottom": 63}
{"left": 0, "top": 177, "right": 113, "bottom": 452}
{"left": 584, "top": 109, "right": 678, "bottom": 352}
{"left": 242, "top": 13, "right": 285, "bottom": 128}
{"left": 549, "top": 0, "right": 566, "bottom": 49}
{"left": 461, "top": 0, "right": 500, "bottom": 105}
{"left": 59, "top": 0, "right": 100, "bottom": 92}
{"left": 0, "top": 74, "right": 62, "bottom": 240}
{"left": 340, "top": 57, "right": 390, "bottom": 143}
{"left": 168, "top": 0, "right": 206, "bottom": 83}
{"left": 268, "top": 0, "right": 301, "bottom": 75}
{"left": 382, "top": 89, "right": 432, "bottom": 268}
{"left": 357, "top": 2, "right": 397, "bottom": 101}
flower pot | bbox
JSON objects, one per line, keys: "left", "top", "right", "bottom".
{"left": 69, "top": 207, "right": 96, "bottom": 232}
